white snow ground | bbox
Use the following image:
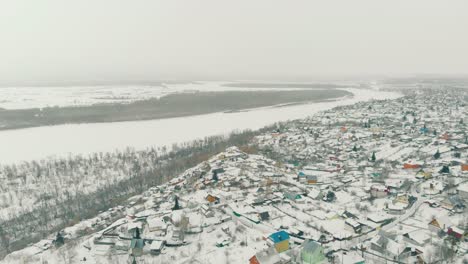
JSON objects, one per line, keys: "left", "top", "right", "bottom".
{"left": 0, "top": 81, "right": 310, "bottom": 110}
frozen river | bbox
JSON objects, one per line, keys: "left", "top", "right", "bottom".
{"left": 0, "top": 88, "right": 400, "bottom": 164}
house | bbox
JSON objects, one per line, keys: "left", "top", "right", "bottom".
{"left": 447, "top": 227, "right": 464, "bottom": 240}
{"left": 212, "top": 168, "right": 225, "bottom": 174}
{"left": 284, "top": 192, "right": 302, "bottom": 201}
{"left": 341, "top": 210, "right": 358, "bottom": 220}
{"left": 298, "top": 171, "right": 320, "bottom": 185}
{"left": 400, "top": 135, "right": 413, "bottom": 142}
{"left": 249, "top": 247, "right": 282, "bottom": 264}
{"left": 301, "top": 239, "right": 325, "bottom": 264}
{"left": 422, "top": 180, "right": 444, "bottom": 195}
{"left": 172, "top": 226, "right": 184, "bottom": 241}
{"left": 440, "top": 132, "right": 450, "bottom": 140}
{"left": 370, "top": 184, "right": 388, "bottom": 198}
{"left": 370, "top": 234, "right": 404, "bottom": 260}
{"left": 369, "top": 172, "right": 382, "bottom": 179}
{"left": 387, "top": 200, "right": 408, "bottom": 214}
{"left": 259, "top": 211, "right": 270, "bottom": 221}
{"left": 229, "top": 202, "right": 261, "bottom": 224}
{"left": 345, "top": 218, "right": 362, "bottom": 233}
{"left": 289, "top": 227, "right": 304, "bottom": 238}
{"left": 201, "top": 204, "right": 215, "bottom": 217}
{"left": 403, "top": 163, "right": 421, "bottom": 170}
{"left": 186, "top": 212, "right": 203, "bottom": 234}
{"left": 219, "top": 214, "right": 232, "bottom": 223}
{"left": 428, "top": 216, "right": 452, "bottom": 233}
{"left": 252, "top": 197, "right": 266, "bottom": 206}
{"left": 461, "top": 164, "right": 468, "bottom": 172}
{"left": 268, "top": 231, "right": 290, "bottom": 253}
{"left": 307, "top": 188, "right": 323, "bottom": 200}
{"left": 92, "top": 234, "right": 116, "bottom": 245}
{"left": 415, "top": 169, "right": 432, "bottom": 179}
{"left": 206, "top": 194, "right": 220, "bottom": 204}
{"left": 127, "top": 221, "right": 143, "bottom": 238}
{"left": 395, "top": 193, "right": 410, "bottom": 204}
{"left": 129, "top": 238, "right": 145, "bottom": 256}
{"left": 440, "top": 195, "right": 465, "bottom": 212}
{"left": 298, "top": 171, "right": 307, "bottom": 182}
{"left": 439, "top": 165, "right": 451, "bottom": 174}
{"left": 114, "top": 239, "right": 130, "bottom": 251}
{"left": 397, "top": 247, "right": 425, "bottom": 263}
{"left": 385, "top": 179, "right": 405, "bottom": 190}
{"left": 367, "top": 213, "right": 392, "bottom": 224}
{"left": 402, "top": 230, "right": 430, "bottom": 246}
{"left": 332, "top": 250, "right": 365, "bottom": 264}
{"left": 147, "top": 217, "right": 167, "bottom": 235}
{"left": 306, "top": 175, "right": 318, "bottom": 185}
{"left": 457, "top": 182, "right": 468, "bottom": 200}
{"left": 340, "top": 176, "right": 353, "bottom": 184}
{"left": 323, "top": 191, "right": 336, "bottom": 202}
{"left": 150, "top": 240, "right": 165, "bottom": 255}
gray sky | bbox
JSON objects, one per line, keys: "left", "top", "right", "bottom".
{"left": 0, "top": 0, "right": 467, "bottom": 84}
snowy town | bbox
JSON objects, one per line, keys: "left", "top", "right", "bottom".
{"left": 2, "top": 87, "right": 467, "bottom": 264}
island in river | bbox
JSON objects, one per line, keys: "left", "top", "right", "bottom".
{"left": 0, "top": 89, "right": 351, "bottom": 130}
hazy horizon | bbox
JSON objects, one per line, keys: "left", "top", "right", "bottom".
{"left": 1, "top": 0, "right": 467, "bottom": 85}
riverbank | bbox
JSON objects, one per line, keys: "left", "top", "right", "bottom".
{"left": 0, "top": 88, "right": 401, "bottom": 164}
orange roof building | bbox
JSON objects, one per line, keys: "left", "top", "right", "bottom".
{"left": 461, "top": 164, "right": 468, "bottom": 172}
{"left": 403, "top": 163, "right": 421, "bottom": 169}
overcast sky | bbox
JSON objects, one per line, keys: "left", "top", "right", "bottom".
{"left": 0, "top": 0, "right": 467, "bottom": 84}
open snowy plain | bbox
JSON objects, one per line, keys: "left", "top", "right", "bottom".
{"left": 0, "top": 82, "right": 319, "bottom": 110}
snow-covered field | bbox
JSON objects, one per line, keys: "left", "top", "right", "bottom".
{"left": 0, "top": 82, "right": 311, "bottom": 110}
{"left": 0, "top": 88, "right": 401, "bottom": 164}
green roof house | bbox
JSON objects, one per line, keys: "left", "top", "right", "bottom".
{"left": 301, "top": 239, "right": 325, "bottom": 264}
{"left": 284, "top": 192, "right": 302, "bottom": 201}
